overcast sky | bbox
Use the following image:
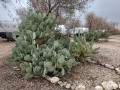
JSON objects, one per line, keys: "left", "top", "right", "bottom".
{"left": 0, "top": 0, "right": 120, "bottom": 28}
{"left": 82, "top": 0, "right": 120, "bottom": 28}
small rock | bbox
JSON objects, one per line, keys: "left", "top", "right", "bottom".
{"left": 101, "top": 81, "right": 112, "bottom": 90}
{"left": 65, "top": 83, "right": 71, "bottom": 89}
{"left": 74, "top": 80, "right": 79, "bottom": 85}
{"left": 75, "top": 84, "right": 85, "bottom": 90}
{"left": 63, "top": 82, "right": 68, "bottom": 86}
{"left": 109, "top": 81, "right": 118, "bottom": 89}
{"left": 59, "top": 83, "right": 64, "bottom": 87}
{"left": 15, "top": 68, "right": 20, "bottom": 71}
{"left": 71, "top": 83, "right": 77, "bottom": 90}
{"left": 95, "top": 86, "right": 103, "bottom": 90}
{"left": 13, "top": 67, "right": 18, "bottom": 69}
{"left": 87, "top": 59, "right": 97, "bottom": 64}
{"left": 58, "top": 81, "right": 62, "bottom": 85}
{"left": 13, "top": 67, "right": 20, "bottom": 71}
{"left": 104, "top": 64, "right": 114, "bottom": 69}
{"left": 58, "top": 81, "right": 64, "bottom": 87}
{"left": 50, "top": 77, "right": 59, "bottom": 84}
{"left": 101, "top": 81, "right": 118, "bottom": 90}
{"left": 115, "top": 68, "right": 120, "bottom": 74}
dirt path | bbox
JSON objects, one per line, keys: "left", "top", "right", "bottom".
{"left": 94, "top": 35, "right": 120, "bottom": 67}
{"left": 0, "top": 36, "right": 120, "bottom": 90}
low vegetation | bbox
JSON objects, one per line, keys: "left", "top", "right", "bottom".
{"left": 8, "top": 10, "right": 99, "bottom": 79}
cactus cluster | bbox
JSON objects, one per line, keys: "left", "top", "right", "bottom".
{"left": 8, "top": 10, "right": 99, "bottom": 79}
{"left": 70, "top": 35, "right": 99, "bottom": 62}
{"left": 8, "top": 10, "right": 78, "bottom": 79}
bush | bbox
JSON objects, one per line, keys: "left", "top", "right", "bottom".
{"left": 85, "top": 31, "right": 99, "bottom": 42}
{"left": 70, "top": 35, "right": 99, "bottom": 62}
{"left": 8, "top": 10, "right": 99, "bottom": 79}
{"left": 99, "top": 31, "right": 109, "bottom": 38}
{"left": 109, "top": 29, "right": 120, "bottom": 35}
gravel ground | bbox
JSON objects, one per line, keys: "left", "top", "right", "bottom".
{"left": 0, "top": 35, "right": 120, "bottom": 90}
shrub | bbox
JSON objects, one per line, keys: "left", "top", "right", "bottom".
{"left": 85, "top": 31, "right": 99, "bottom": 42}
{"left": 99, "top": 31, "right": 109, "bottom": 38}
{"left": 8, "top": 10, "right": 99, "bottom": 79}
{"left": 109, "top": 29, "right": 120, "bottom": 35}
{"left": 8, "top": 10, "right": 78, "bottom": 79}
{"left": 70, "top": 35, "right": 99, "bottom": 62}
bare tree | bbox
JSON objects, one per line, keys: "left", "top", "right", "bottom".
{"left": 16, "top": 8, "right": 27, "bottom": 21}
{"left": 85, "top": 12, "right": 96, "bottom": 31}
{"left": 65, "top": 18, "right": 81, "bottom": 28}
{"left": 29, "top": 0, "right": 94, "bottom": 18}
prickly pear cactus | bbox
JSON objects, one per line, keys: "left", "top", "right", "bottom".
{"left": 8, "top": 10, "right": 78, "bottom": 79}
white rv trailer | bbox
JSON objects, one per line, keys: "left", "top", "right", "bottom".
{"left": 56, "top": 25, "right": 89, "bottom": 35}
{"left": 0, "top": 21, "right": 19, "bottom": 32}
{"left": 0, "top": 21, "right": 19, "bottom": 40}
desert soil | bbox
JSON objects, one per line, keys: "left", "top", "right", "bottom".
{"left": 0, "top": 35, "right": 120, "bottom": 90}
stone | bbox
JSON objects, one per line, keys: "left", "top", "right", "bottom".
{"left": 101, "top": 81, "right": 113, "bottom": 90}
{"left": 13, "top": 67, "right": 18, "bottom": 69}
{"left": 65, "top": 83, "right": 71, "bottom": 89}
{"left": 95, "top": 86, "right": 103, "bottom": 90}
{"left": 58, "top": 81, "right": 62, "bottom": 85}
{"left": 101, "top": 81, "right": 118, "bottom": 90}
{"left": 108, "top": 81, "right": 118, "bottom": 89}
{"left": 74, "top": 80, "right": 79, "bottom": 85}
{"left": 104, "top": 64, "right": 114, "bottom": 69}
{"left": 59, "top": 82, "right": 64, "bottom": 87}
{"left": 71, "top": 83, "right": 77, "bottom": 90}
{"left": 63, "top": 82, "right": 68, "bottom": 86}
{"left": 115, "top": 68, "right": 120, "bottom": 74}
{"left": 118, "top": 83, "right": 120, "bottom": 88}
{"left": 13, "top": 67, "right": 20, "bottom": 71}
{"left": 58, "top": 81, "right": 64, "bottom": 87}
{"left": 75, "top": 84, "right": 85, "bottom": 90}
{"left": 15, "top": 68, "right": 20, "bottom": 71}
{"left": 50, "top": 77, "right": 59, "bottom": 84}
{"left": 87, "top": 59, "right": 97, "bottom": 64}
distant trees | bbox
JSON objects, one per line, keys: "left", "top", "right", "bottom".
{"left": 85, "top": 12, "right": 119, "bottom": 33}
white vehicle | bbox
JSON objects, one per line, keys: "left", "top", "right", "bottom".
{"left": 0, "top": 21, "right": 19, "bottom": 32}
{"left": 0, "top": 21, "right": 19, "bottom": 41}
{"left": 55, "top": 25, "right": 67, "bottom": 35}
{"left": 56, "top": 25, "right": 89, "bottom": 35}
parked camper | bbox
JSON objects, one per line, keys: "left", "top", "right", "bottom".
{"left": 56, "top": 25, "right": 89, "bottom": 35}
{"left": 0, "top": 21, "right": 18, "bottom": 41}
{"left": 55, "top": 25, "right": 67, "bottom": 35}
